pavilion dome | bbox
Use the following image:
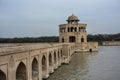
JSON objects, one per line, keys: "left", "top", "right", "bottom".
{"left": 67, "top": 14, "right": 79, "bottom": 21}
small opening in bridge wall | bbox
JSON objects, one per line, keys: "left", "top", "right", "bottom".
{"left": 42, "top": 55, "right": 46, "bottom": 71}
{"left": 42, "top": 55, "right": 47, "bottom": 79}
{"left": 89, "top": 49, "right": 92, "bottom": 52}
{"left": 0, "top": 70, "right": 6, "bottom": 80}
{"left": 49, "top": 53, "right": 52, "bottom": 66}
{"left": 32, "top": 58, "right": 39, "bottom": 80}
{"left": 54, "top": 52, "right": 57, "bottom": 64}
{"left": 16, "top": 62, "right": 27, "bottom": 80}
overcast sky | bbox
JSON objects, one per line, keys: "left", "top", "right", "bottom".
{"left": 0, "top": 0, "right": 120, "bottom": 38}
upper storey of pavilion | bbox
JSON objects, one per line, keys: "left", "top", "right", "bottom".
{"left": 59, "top": 14, "right": 87, "bottom": 27}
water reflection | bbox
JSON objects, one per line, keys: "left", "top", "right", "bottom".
{"left": 47, "top": 52, "right": 98, "bottom": 80}
{"left": 47, "top": 46, "right": 120, "bottom": 80}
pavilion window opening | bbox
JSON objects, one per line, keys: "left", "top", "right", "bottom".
{"left": 79, "top": 27, "right": 81, "bottom": 32}
{"left": 60, "top": 28, "right": 62, "bottom": 32}
{"left": 60, "top": 28, "right": 66, "bottom": 32}
{"left": 81, "top": 37, "right": 84, "bottom": 42}
{"left": 69, "top": 36, "right": 76, "bottom": 42}
{"left": 83, "top": 27, "right": 86, "bottom": 32}
{"left": 81, "top": 27, "right": 83, "bottom": 32}
{"left": 68, "top": 27, "right": 70, "bottom": 32}
{"left": 71, "top": 27, "right": 75, "bottom": 32}
{"left": 62, "top": 38, "right": 64, "bottom": 43}
{"left": 74, "top": 27, "right": 77, "bottom": 32}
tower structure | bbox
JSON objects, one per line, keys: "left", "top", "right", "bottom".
{"left": 59, "top": 14, "right": 98, "bottom": 52}
{"left": 59, "top": 14, "right": 87, "bottom": 43}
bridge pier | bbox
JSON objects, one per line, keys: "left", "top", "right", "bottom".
{"left": 49, "top": 66, "right": 54, "bottom": 73}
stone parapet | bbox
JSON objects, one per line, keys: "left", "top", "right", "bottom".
{"left": 0, "top": 43, "right": 63, "bottom": 56}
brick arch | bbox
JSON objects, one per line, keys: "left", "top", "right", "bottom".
{"left": 16, "top": 61, "right": 27, "bottom": 80}
{"left": 32, "top": 57, "right": 39, "bottom": 80}
{"left": 54, "top": 51, "right": 57, "bottom": 64}
{"left": 0, "top": 70, "right": 6, "bottom": 80}
{"left": 49, "top": 52, "right": 53, "bottom": 67}
{"left": 42, "top": 55, "right": 47, "bottom": 71}
{"left": 31, "top": 56, "right": 38, "bottom": 62}
{"left": 58, "top": 50, "right": 60, "bottom": 60}
{"left": 41, "top": 54, "right": 47, "bottom": 79}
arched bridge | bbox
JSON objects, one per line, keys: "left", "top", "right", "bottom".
{"left": 0, "top": 43, "right": 75, "bottom": 80}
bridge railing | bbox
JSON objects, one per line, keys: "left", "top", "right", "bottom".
{"left": 0, "top": 43, "right": 63, "bottom": 55}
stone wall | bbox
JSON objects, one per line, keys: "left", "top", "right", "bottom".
{"left": 75, "top": 42, "right": 98, "bottom": 52}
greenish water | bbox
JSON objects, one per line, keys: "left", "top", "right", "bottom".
{"left": 47, "top": 46, "right": 120, "bottom": 80}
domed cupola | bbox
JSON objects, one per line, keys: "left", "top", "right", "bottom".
{"left": 67, "top": 14, "right": 79, "bottom": 24}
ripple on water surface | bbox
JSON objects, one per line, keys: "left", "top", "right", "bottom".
{"left": 47, "top": 46, "right": 120, "bottom": 80}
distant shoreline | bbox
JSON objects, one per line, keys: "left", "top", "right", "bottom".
{"left": 102, "top": 41, "right": 120, "bottom": 46}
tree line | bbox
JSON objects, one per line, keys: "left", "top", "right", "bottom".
{"left": 0, "top": 33, "right": 120, "bottom": 44}
{"left": 0, "top": 36, "right": 59, "bottom": 43}
{"left": 87, "top": 33, "right": 120, "bottom": 45}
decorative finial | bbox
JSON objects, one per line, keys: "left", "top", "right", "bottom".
{"left": 72, "top": 13, "right": 74, "bottom": 16}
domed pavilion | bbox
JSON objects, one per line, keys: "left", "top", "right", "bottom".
{"left": 59, "top": 14, "right": 98, "bottom": 52}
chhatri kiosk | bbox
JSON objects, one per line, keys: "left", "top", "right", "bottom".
{"left": 59, "top": 14, "right": 98, "bottom": 52}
